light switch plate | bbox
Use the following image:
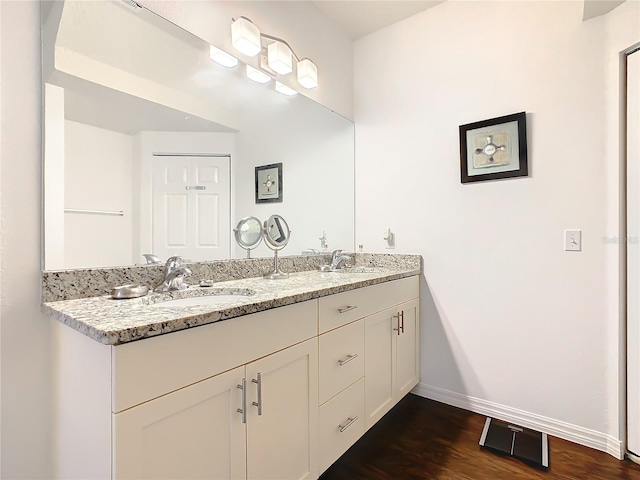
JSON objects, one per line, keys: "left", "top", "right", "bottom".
{"left": 564, "top": 230, "right": 582, "bottom": 251}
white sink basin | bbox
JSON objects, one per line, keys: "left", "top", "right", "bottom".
{"left": 149, "top": 289, "right": 255, "bottom": 308}
{"left": 333, "top": 267, "right": 389, "bottom": 274}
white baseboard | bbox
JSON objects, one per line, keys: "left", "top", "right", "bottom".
{"left": 412, "top": 383, "right": 624, "bottom": 460}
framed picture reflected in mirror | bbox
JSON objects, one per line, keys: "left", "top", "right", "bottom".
{"left": 255, "top": 163, "right": 283, "bottom": 203}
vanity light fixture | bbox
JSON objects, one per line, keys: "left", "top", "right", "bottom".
{"left": 231, "top": 17, "right": 262, "bottom": 57}
{"left": 267, "top": 41, "right": 293, "bottom": 75}
{"left": 209, "top": 45, "right": 238, "bottom": 68}
{"left": 246, "top": 65, "right": 271, "bottom": 84}
{"left": 275, "top": 81, "right": 297, "bottom": 96}
{"left": 297, "top": 58, "right": 318, "bottom": 89}
{"left": 231, "top": 17, "right": 319, "bottom": 89}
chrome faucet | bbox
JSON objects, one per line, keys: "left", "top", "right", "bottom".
{"left": 143, "top": 253, "right": 163, "bottom": 265}
{"left": 155, "top": 256, "right": 192, "bottom": 292}
{"left": 330, "top": 250, "right": 351, "bottom": 270}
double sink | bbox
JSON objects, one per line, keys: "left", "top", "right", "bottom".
{"left": 143, "top": 267, "right": 389, "bottom": 308}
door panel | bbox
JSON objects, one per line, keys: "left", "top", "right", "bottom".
{"left": 153, "top": 156, "right": 230, "bottom": 261}
{"left": 113, "top": 366, "right": 246, "bottom": 480}
{"left": 364, "top": 308, "right": 396, "bottom": 430}
{"left": 396, "top": 299, "right": 420, "bottom": 399}
{"left": 246, "top": 339, "right": 318, "bottom": 480}
{"left": 627, "top": 48, "right": 640, "bottom": 456}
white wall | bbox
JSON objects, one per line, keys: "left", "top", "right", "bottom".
{"left": 0, "top": 1, "right": 52, "bottom": 478}
{"left": 64, "top": 120, "right": 133, "bottom": 268}
{"left": 354, "top": 0, "right": 639, "bottom": 455}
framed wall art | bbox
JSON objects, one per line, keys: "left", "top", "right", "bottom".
{"left": 255, "top": 163, "right": 283, "bottom": 203}
{"left": 459, "top": 112, "right": 528, "bottom": 183}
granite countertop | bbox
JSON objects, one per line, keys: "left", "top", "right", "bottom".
{"left": 43, "top": 266, "right": 420, "bottom": 346}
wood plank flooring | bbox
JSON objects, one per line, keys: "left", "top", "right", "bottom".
{"left": 319, "top": 394, "right": 640, "bottom": 480}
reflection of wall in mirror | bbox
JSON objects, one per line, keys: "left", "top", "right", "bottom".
{"left": 64, "top": 120, "right": 133, "bottom": 269}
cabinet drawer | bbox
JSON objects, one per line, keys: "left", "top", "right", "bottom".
{"left": 112, "top": 300, "right": 317, "bottom": 413}
{"left": 318, "top": 276, "right": 419, "bottom": 333}
{"left": 318, "top": 378, "right": 365, "bottom": 474}
{"left": 319, "top": 319, "right": 364, "bottom": 405}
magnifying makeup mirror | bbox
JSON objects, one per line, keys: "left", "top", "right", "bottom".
{"left": 263, "top": 215, "right": 291, "bottom": 279}
{"left": 233, "top": 216, "right": 263, "bottom": 258}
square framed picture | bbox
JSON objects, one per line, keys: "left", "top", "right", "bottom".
{"left": 255, "top": 163, "right": 283, "bottom": 203}
{"left": 459, "top": 112, "right": 528, "bottom": 183}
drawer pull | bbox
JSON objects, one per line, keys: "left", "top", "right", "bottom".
{"left": 338, "top": 353, "right": 358, "bottom": 366}
{"left": 339, "top": 416, "right": 358, "bottom": 433}
{"left": 400, "top": 310, "right": 405, "bottom": 334}
{"left": 338, "top": 305, "right": 358, "bottom": 314}
{"left": 237, "top": 378, "right": 246, "bottom": 424}
{"left": 252, "top": 373, "right": 262, "bottom": 415}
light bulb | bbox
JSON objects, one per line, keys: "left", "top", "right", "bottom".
{"left": 267, "top": 42, "right": 293, "bottom": 75}
{"left": 231, "top": 17, "right": 261, "bottom": 57}
{"left": 209, "top": 45, "right": 238, "bottom": 68}
{"left": 297, "top": 58, "right": 318, "bottom": 89}
{"left": 246, "top": 65, "right": 271, "bottom": 84}
{"left": 275, "top": 81, "right": 297, "bottom": 96}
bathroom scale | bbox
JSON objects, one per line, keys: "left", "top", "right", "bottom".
{"left": 479, "top": 417, "right": 549, "bottom": 470}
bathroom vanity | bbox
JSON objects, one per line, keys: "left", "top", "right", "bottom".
{"left": 45, "top": 259, "right": 420, "bottom": 479}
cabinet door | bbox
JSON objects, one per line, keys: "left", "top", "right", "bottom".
{"left": 246, "top": 338, "right": 318, "bottom": 480}
{"left": 396, "top": 299, "right": 420, "bottom": 399}
{"left": 364, "top": 307, "right": 396, "bottom": 430}
{"left": 113, "top": 366, "right": 246, "bottom": 480}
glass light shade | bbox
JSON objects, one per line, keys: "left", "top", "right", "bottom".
{"left": 231, "top": 17, "right": 261, "bottom": 57}
{"left": 246, "top": 65, "right": 271, "bottom": 84}
{"left": 267, "top": 42, "right": 293, "bottom": 75}
{"left": 275, "top": 81, "right": 297, "bottom": 96}
{"left": 209, "top": 45, "right": 238, "bottom": 68}
{"left": 297, "top": 58, "right": 318, "bottom": 89}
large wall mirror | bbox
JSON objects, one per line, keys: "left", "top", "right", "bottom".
{"left": 41, "top": 0, "right": 355, "bottom": 270}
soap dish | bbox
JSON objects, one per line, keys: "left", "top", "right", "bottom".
{"left": 111, "top": 284, "right": 149, "bottom": 299}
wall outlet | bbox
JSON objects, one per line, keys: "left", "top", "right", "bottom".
{"left": 564, "top": 230, "right": 582, "bottom": 251}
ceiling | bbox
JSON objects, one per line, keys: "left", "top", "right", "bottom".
{"left": 311, "top": 0, "right": 445, "bottom": 40}
{"left": 312, "top": 0, "right": 624, "bottom": 39}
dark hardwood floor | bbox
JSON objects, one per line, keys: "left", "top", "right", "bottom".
{"left": 319, "top": 394, "right": 640, "bottom": 480}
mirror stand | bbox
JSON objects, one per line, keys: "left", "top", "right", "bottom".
{"left": 263, "top": 215, "right": 291, "bottom": 280}
{"left": 263, "top": 249, "right": 289, "bottom": 280}
{"left": 234, "top": 216, "right": 263, "bottom": 259}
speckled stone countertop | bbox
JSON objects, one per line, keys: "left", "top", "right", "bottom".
{"left": 43, "top": 264, "right": 420, "bottom": 346}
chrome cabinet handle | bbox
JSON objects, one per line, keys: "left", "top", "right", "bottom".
{"left": 339, "top": 416, "right": 358, "bottom": 433}
{"left": 338, "top": 353, "right": 358, "bottom": 366}
{"left": 252, "top": 373, "right": 262, "bottom": 415}
{"left": 237, "top": 378, "right": 246, "bottom": 424}
{"left": 338, "top": 305, "right": 357, "bottom": 314}
{"left": 392, "top": 311, "right": 405, "bottom": 335}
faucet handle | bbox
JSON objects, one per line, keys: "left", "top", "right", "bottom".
{"left": 331, "top": 249, "right": 343, "bottom": 258}
{"left": 165, "top": 256, "right": 184, "bottom": 270}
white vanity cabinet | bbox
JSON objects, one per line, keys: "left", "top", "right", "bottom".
{"left": 53, "top": 300, "right": 318, "bottom": 480}
{"left": 316, "top": 276, "right": 420, "bottom": 474}
{"left": 51, "top": 274, "right": 419, "bottom": 480}
{"left": 364, "top": 298, "right": 419, "bottom": 429}
{"left": 114, "top": 365, "right": 247, "bottom": 479}
{"left": 114, "top": 338, "right": 318, "bottom": 480}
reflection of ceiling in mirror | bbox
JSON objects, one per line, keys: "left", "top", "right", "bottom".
{"left": 49, "top": 0, "right": 304, "bottom": 133}
{"left": 62, "top": 74, "right": 234, "bottom": 135}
